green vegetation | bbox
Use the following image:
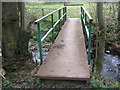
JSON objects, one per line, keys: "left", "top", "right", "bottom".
{"left": 3, "top": 80, "right": 21, "bottom": 88}
{"left": 25, "top": 2, "right": 83, "bottom": 18}
{"left": 3, "top": 77, "right": 41, "bottom": 88}
{"left": 90, "top": 72, "right": 119, "bottom": 88}
{"left": 87, "top": 3, "right": 118, "bottom": 42}
{"left": 2, "top": 72, "right": 119, "bottom": 88}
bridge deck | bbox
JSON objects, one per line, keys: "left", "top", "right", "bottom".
{"left": 35, "top": 18, "right": 90, "bottom": 80}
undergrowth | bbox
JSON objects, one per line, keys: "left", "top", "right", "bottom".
{"left": 90, "top": 72, "right": 119, "bottom": 88}
{"left": 2, "top": 72, "right": 119, "bottom": 88}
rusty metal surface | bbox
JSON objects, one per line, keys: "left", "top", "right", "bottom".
{"left": 35, "top": 18, "right": 90, "bottom": 80}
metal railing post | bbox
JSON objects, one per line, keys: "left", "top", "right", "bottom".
{"left": 37, "top": 23, "right": 43, "bottom": 65}
{"left": 63, "top": 7, "right": 65, "bottom": 24}
{"left": 65, "top": 7, "right": 67, "bottom": 21}
{"left": 88, "top": 21, "right": 92, "bottom": 65}
{"left": 51, "top": 14, "right": 54, "bottom": 43}
{"left": 81, "top": 7, "right": 83, "bottom": 19}
{"left": 81, "top": 7, "right": 86, "bottom": 43}
{"left": 84, "top": 13, "right": 87, "bottom": 42}
{"left": 85, "top": 13, "right": 87, "bottom": 25}
{"left": 58, "top": 10, "right": 61, "bottom": 30}
{"left": 81, "top": 7, "right": 83, "bottom": 23}
{"left": 83, "top": 10, "right": 84, "bottom": 19}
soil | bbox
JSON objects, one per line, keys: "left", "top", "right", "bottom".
{"left": 3, "top": 58, "right": 89, "bottom": 88}
{"left": 39, "top": 80, "right": 88, "bottom": 88}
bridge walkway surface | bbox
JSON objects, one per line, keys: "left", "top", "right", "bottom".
{"left": 35, "top": 18, "right": 90, "bottom": 80}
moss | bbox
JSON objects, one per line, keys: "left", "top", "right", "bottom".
{"left": 95, "top": 60, "right": 103, "bottom": 74}
{"left": 2, "top": 26, "right": 18, "bottom": 58}
{"left": 7, "top": 42, "right": 17, "bottom": 49}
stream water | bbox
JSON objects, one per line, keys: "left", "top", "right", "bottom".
{"left": 30, "top": 49, "right": 120, "bottom": 81}
{"left": 102, "top": 53, "right": 120, "bottom": 81}
{"left": 31, "top": 50, "right": 48, "bottom": 64}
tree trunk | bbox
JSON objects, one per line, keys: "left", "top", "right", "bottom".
{"left": 2, "top": 2, "right": 19, "bottom": 58}
{"left": 2, "top": 2, "right": 31, "bottom": 67}
{"left": 117, "top": 2, "right": 120, "bottom": 40}
{"left": 0, "top": 1, "right": 1, "bottom": 42}
{"left": 16, "top": 2, "right": 31, "bottom": 58}
{"left": 0, "top": 1, "right": 2, "bottom": 87}
{"left": 95, "top": 3, "right": 105, "bottom": 74}
{"left": 118, "top": 2, "right": 120, "bottom": 29}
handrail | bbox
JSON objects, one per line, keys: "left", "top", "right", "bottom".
{"left": 81, "top": 7, "right": 93, "bottom": 22}
{"left": 41, "top": 13, "right": 66, "bottom": 43}
{"left": 35, "top": 6, "right": 67, "bottom": 65}
{"left": 81, "top": 7, "right": 93, "bottom": 65}
{"left": 35, "top": 6, "right": 65, "bottom": 23}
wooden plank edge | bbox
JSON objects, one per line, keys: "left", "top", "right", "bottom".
{"left": 35, "top": 75, "right": 90, "bottom": 81}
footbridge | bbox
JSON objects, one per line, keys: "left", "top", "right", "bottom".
{"left": 34, "top": 6, "right": 93, "bottom": 80}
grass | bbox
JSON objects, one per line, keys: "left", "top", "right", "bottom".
{"left": 26, "top": 2, "right": 89, "bottom": 9}
{"left": 25, "top": 2, "right": 87, "bottom": 18}
{"left": 2, "top": 71, "right": 119, "bottom": 88}
{"left": 3, "top": 76, "right": 42, "bottom": 88}
{"left": 26, "top": 2, "right": 64, "bottom": 9}
{"left": 26, "top": 2, "right": 118, "bottom": 22}
{"left": 90, "top": 72, "right": 120, "bottom": 88}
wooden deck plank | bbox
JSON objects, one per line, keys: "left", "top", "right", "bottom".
{"left": 35, "top": 18, "right": 90, "bottom": 80}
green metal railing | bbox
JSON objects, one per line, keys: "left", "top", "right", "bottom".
{"left": 81, "top": 7, "right": 93, "bottom": 65}
{"left": 35, "top": 6, "right": 67, "bottom": 65}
